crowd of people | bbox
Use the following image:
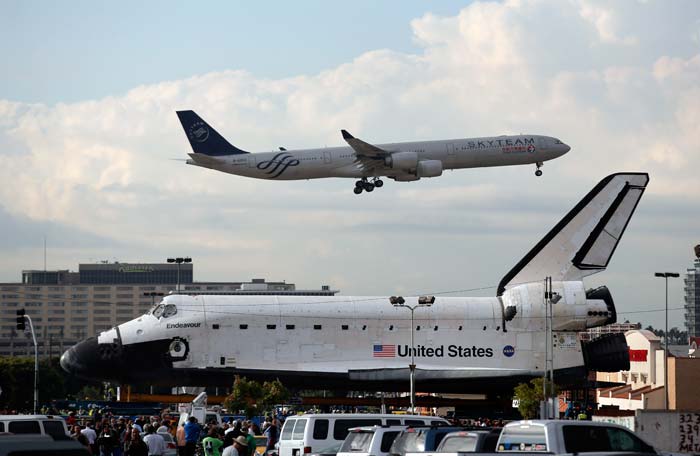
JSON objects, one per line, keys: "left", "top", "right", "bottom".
{"left": 64, "top": 411, "right": 281, "bottom": 456}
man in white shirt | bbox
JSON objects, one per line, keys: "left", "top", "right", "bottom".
{"left": 80, "top": 424, "right": 97, "bottom": 444}
{"left": 143, "top": 424, "right": 166, "bottom": 456}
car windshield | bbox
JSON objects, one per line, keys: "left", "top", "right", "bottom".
{"left": 340, "top": 431, "right": 374, "bottom": 453}
{"left": 439, "top": 436, "right": 477, "bottom": 452}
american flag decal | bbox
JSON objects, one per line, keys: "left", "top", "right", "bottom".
{"left": 373, "top": 344, "right": 396, "bottom": 358}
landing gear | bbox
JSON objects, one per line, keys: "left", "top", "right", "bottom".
{"left": 353, "top": 178, "right": 383, "bottom": 194}
{"left": 535, "top": 162, "right": 543, "bottom": 177}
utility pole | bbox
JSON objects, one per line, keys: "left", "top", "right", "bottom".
{"left": 16, "top": 309, "right": 38, "bottom": 414}
{"left": 655, "top": 272, "right": 679, "bottom": 410}
{"left": 389, "top": 295, "right": 435, "bottom": 414}
{"left": 167, "top": 257, "right": 191, "bottom": 293}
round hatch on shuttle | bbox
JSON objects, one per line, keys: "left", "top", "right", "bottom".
{"left": 169, "top": 337, "right": 189, "bottom": 361}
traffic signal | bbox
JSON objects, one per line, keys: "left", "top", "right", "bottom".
{"left": 16, "top": 309, "right": 26, "bottom": 330}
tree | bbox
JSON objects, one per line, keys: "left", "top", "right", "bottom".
{"left": 224, "top": 376, "right": 290, "bottom": 418}
{"left": 513, "top": 378, "right": 559, "bottom": 419}
{"left": 0, "top": 356, "right": 67, "bottom": 411}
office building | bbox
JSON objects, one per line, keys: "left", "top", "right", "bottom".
{"left": 684, "top": 255, "right": 700, "bottom": 339}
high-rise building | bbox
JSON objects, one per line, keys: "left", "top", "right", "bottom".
{"left": 684, "top": 253, "right": 700, "bottom": 339}
{"left": 0, "top": 262, "right": 337, "bottom": 357}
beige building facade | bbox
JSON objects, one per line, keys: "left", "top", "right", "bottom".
{"left": 597, "top": 329, "right": 700, "bottom": 411}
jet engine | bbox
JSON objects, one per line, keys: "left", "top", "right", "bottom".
{"left": 385, "top": 151, "right": 418, "bottom": 169}
{"left": 416, "top": 160, "right": 443, "bottom": 178}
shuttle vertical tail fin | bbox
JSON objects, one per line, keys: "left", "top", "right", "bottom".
{"left": 497, "top": 172, "right": 649, "bottom": 295}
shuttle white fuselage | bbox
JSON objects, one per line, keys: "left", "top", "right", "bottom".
{"left": 61, "top": 173, "right": 648, "bottom": 392}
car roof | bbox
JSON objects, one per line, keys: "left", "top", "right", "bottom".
{"left": 291, "top": 414, "right": 444, "bottom": 420}
{"left": 348, "top": 425, "right": 408, "bottom": 432}
{"left": 0, "top": 415, "right": 61, "bottom": 420}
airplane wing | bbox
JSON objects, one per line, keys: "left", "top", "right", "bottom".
{"left": 341, "top": 130, "right": 389, "bottom": 172}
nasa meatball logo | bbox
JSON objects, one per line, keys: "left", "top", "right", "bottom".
{"left": 188, "top": 121, "right": 209, "bottom": 143}
{"left": 503, "top": 345, "right": 515, "bottom": 357}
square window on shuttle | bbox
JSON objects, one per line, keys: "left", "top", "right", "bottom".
{"left": 286, "top": 324, "right": 295, "bottom": 330}
{"left": 239, "top": 324, "right": 248, "bottom": 330}
{"left": 341, "top": 325, "right": 349, "bottom": 330}
{"left": 267, "top": 324, "right": 276, "bottom": 330}
{"left": 314, "top": 325, "right": 322, "bottom": 330}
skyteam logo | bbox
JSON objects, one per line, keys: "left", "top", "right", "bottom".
{"left": 257, "top": 152, "right": 300, "bottom": 178}
{"left": 503, "top": 345, "right": 515, "bottom": 357}
{"left": 527, "top": 144, "right": 536, "bottom": 153}
{"left": 188, "top": 121, "right": 210, "bottom": 143}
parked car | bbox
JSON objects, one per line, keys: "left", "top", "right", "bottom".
{"left": 337, "top": 425, "right": 406, "bottom": 456}
{"left": 0, "top": 434, "right": 89, "bottom": 455}
{"left": 279, "top": 414, "right": 448, "bottom": 456}
{"left": 494, "top": 420, "right": 658, "bottom": 454}
{"left": 406, "top": 429, "right": 501, "bottom": 454}
{"left": 0, "top": 414, "right": 70, "bottom": 439}
{"left": 389, "top": 426, "right": 464, "bottom": 456}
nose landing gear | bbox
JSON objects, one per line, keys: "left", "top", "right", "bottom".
{"left": 353, "top": 178, "right": 384, "bottom": 194}
{"left": 535, "top": 162, "right": 543, "bottom": 177}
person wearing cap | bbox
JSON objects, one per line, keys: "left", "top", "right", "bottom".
{"left": 222, "top": 435, "right": 248, "bottom": 456}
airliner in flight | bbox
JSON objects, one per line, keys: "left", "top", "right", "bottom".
{"left": 61, "top": 173, "right": 648, "bottom": 393}
{"left": 176, "top": 111, "right": 571, "bottom": 194}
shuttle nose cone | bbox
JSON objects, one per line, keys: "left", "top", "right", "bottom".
{"left": 60, "top": 337, "right": 124, "bottom": 381}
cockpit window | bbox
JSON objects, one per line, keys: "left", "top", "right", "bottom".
{"left": 152, "top": 303, "right": 177, "bottom": 319}
{"left": 162, "top": 304, "right": 177, "bottom": 318}
{"left": 152, "top": 304, "right": 165, "bottom": 318}
{"left": 555, "top": 139, "right": 564, "bottom": 144}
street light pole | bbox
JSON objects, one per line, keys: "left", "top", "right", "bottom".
{"left": 167, "top": 257, "right": 191, "bottom": 293}
{"left": 16, "top": 309, "right": 38, "bottom": 414}
{"left": 655, "top": 271, "right": 679, "bottom": 411}
{"left": 389, "top": 295, "right": 435, "bottom": 414}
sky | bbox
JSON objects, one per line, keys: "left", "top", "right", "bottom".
{"left": 1, "top": 0, "right": 699, "bottom": 330}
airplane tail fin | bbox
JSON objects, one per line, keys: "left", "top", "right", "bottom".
{"left": 497, "top": 172, "right": 649, "bottom": 296}
{"left": 175, "top": 110, "right": 249, "bottom": 156}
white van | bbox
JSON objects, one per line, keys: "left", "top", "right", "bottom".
{"left": 0, "top": 415, "right": 70, "bottom": 439}
{"left": 278, "top": 414, "right": 448, "bottom": 456}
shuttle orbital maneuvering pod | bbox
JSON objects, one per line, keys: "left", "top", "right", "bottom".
{"left": 61, "top": 173, "right": 648, "bottom": 393}
{"left": 175, "top": 110, "right": 570, "bottom": 195}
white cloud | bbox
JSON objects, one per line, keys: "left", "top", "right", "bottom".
{"left": 0, "top": 1, "right": 698, "bottom": 328}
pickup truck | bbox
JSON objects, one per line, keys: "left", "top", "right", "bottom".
{"left": 406, "top": 421, "right": 661, "bottom": 455}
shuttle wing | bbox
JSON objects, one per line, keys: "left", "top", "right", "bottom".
{"left": 497, "top": 172, "right": 649, "bottom": 295}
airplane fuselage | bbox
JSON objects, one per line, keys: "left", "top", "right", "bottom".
{"left": 187, "top": 134, "right": 568, "bottom": 180}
